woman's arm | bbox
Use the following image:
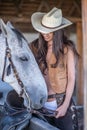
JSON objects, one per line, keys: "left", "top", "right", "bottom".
{"left": 56, "top": 48, "right": 76, "bottom": 118}
{"left": 63, "top": 48, "right": 75, "bottom": 106}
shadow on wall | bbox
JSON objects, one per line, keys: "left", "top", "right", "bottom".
{"left": 23, "top": 33, "right": 39, "bottom": 43}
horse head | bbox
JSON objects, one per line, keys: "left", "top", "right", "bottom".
{"left": 0, "top": 19, "right": 47, "bottom": 110}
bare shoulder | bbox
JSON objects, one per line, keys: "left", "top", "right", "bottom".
{"left": 63, "top": 46, "right": 73, "bottom": 58}
{"left": 64, "top": 46, "right": 74, "bottom": 55}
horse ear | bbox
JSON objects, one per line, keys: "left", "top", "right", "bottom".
{"left": 0, "top": 18, "right": 7, "bottom": 36}
{"left": 6, "top": 21, "right": 14, "bottom": 29}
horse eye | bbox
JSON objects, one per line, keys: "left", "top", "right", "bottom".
{"left": 19, "top": 56, "right": 28, "bottom": 61}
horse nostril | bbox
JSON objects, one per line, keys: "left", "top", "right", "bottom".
{"left": 40, "top": 97, "right": 45, "bottom": 105}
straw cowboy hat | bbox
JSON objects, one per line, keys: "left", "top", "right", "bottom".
{"left": 31, "top": 7, "right": 72, "bottom": 34}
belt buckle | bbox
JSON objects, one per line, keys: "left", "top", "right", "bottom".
{"left": 56, "top": 94, "right": 65, "bottom": 106}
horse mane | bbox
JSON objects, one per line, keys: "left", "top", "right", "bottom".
{"left": 12, "top": 28, "right": 27, "bottom": 47}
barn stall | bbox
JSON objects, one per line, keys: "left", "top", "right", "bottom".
{"left": 0, "top": 0, "right": 86, "bottom": 130}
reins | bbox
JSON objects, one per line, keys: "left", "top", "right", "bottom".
{"left": 7, "top": 107, "right": 57, "bottom": 117}
{"left": 2, "top": 37, "right": 31, "bottom": 110}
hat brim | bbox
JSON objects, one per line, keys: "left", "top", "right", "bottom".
{"left": 31, "top": 12, "right": 72, "bottom": 34}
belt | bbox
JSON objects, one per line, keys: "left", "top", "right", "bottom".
{"left": 48, "top": 93, "right": 65, "bottom": 106}
{"left": 48, "top": 92, "right": 65, "bottom": 99}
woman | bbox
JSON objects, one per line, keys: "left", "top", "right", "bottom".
{"left": 30, "top": 7, "right": 79, "bottom": 130}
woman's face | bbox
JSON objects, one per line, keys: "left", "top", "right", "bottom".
{"left": 41, "top": 32, "right": 53, "bottom": 42}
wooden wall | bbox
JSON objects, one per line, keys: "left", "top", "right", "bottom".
{"left": 0, "top": 0, "right": 81, "bottom": 32}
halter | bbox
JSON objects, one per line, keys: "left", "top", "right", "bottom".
{"left": 1, "top": 36, "right": 31, "bottom": 111}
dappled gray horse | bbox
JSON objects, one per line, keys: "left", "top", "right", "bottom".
{"left": 0, "top": 19, "right": 47, "bottom": 109}
{"left": 0, "top": 19, "right": 61, "bottom": 130}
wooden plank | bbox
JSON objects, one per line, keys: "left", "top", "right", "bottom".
{"left": 37, "top": 0, "right": 50, "bottom": 11}
{"left": 0, "top": 16, "right": 31, "bottom": 23}
{"left": 82, "top": 0, "right": 87, "bottom": 129}
{"left": 68, "top": 0, "right": 81, "bottom": 17}
{"left": 28, "top": 117, "right": 59, "bottom": 130}
{"left": 66, "top": 17, "right": 81, "bottom": 22}
{"left": 73, "top": 0, "right": 81, "bottom": 15}
{"left": 76, "top": 22, "right": 83, "bottom": 105}
{"left": 0, "top": 0, "right": 82, "bottom": 32}
{"left": 0, "top": 15, "right": 81, "bottom": 23}
{"left": 0, "top": 0, "right": 81, "bottom": 17}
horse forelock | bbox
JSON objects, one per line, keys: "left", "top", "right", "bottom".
{"left": 12, "top": 28, "right": 27, "bottom": 48}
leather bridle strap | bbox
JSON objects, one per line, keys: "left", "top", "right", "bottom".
{"left": 2, "top": 37, "right": 31, "bottom": 110}
{"left": 31, "top": 108, "right": 57, "bottom": 117}
{"left": 2, "top": 43, "right": 8, "bottom": 81}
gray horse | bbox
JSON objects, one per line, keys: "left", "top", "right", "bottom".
{"left": 0, "top": 19, "right": 47, "bottom": 110}
{"left": 0, "top": 19, "right": 61, "bottom": 130}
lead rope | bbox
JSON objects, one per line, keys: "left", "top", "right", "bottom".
{"left": 2, "top": 37, "right": 31, "bottom": 111}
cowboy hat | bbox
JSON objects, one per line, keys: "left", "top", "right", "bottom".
{"left": 31, "top": 7, "right": 72, "bottom": 34}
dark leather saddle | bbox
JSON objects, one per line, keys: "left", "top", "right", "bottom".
{"left": 0, "top": 90, "right": 31, "bottom": 130}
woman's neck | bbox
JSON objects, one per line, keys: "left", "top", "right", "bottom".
{"left": 47, "top": 41, "right": 53, "bottom": 49}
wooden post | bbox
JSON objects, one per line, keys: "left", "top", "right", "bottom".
{"left": 76, "top": 22, "right": 83, "bottom": 105}
{"left": 82, "top": 0, "right": 87, "bottom": 129}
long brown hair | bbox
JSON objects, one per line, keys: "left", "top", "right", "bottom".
{"left": 36, "top": 29, "right": 80, "bottom": 73}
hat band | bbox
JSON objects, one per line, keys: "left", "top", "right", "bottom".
{"left": 41, "top": 21, "right": 64, "bottom": 29}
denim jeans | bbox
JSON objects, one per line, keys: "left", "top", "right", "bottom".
{"left": 45, "top": 99, "right": 78, "bottom": 130}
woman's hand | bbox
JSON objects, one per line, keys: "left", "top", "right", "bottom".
{"left": 55, "top": 103, "right": 69, "bottom": 118}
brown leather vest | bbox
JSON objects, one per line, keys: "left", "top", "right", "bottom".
{"left": 47, "top": 52, "right": 68, "bottom": 93}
